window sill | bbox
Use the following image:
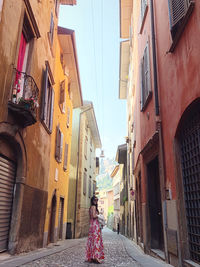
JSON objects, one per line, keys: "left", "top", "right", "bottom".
{"left": 41, "top": 121, "right": 52, "bottom": 134}
{"left": 168, "top": 1, "right": 195, "bottom": 53}
{"left": 141, "top": 91, "right": 152, "bottom": 112}
{"left": 184, "top": 260, "right": 200, "bottom": 267}
{"left": 139, "top": 5, "right": 148, "bottom": 34}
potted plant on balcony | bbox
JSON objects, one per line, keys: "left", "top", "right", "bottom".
{"left": 18, "top": 96, "right": 39, "bottom": 111}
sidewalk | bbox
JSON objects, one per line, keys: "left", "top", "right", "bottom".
{"left": 0, "top": 238, "right": 86, "bottom": 267}
{"left": 119, "top": 233, "right": 172, "bottom": 267}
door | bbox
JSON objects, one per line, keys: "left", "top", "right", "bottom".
{"left": 48, "top": 194, "right": 56, "bottom": 244}
{"left": 136, "top": 173, "right": 143, "bottom": 244}
{"left": 58, "top": 197, "right": 64, "bottom": 240}
{"left": 147, "top": 156, "right": 164, "bottom": 250}
{"left": 0, "top": 155, "right": 16, "bottom": 251}
{"left": 179, "top": 108, "right": 200, "bottom": 264}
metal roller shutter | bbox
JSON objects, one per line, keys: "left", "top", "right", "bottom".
{"left": 0, "top": 155, "right": 16, "bottom": 251}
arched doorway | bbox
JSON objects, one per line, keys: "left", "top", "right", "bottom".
{"left": 48, "top": 193, "right": 57, "bottom": 244}
{"left": 176, "top": 99, "right": 200, "bottom": 264}
{"left": 0, "top": 136, "right": 17, "bottom": 252}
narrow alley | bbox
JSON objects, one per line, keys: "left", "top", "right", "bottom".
{"left": 0, "top": 228, "right": 172, "bottom": 267}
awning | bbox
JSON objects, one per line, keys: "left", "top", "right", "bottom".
{"left": 119, "top": 0, "right": 133, "bottom": 39}
{"left": 58, "top": 27, "right": 83, "bottom": 108}
{"left": 119, "top": 40, "right": 130, "bottom": 99}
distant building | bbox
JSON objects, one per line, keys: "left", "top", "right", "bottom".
{"left": 67, "top": 101, "right": 101, "bottom": 238}
{"left": 110, "top": 165, "right": 120, "bottom": 231}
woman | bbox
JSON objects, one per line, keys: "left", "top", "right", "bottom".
{"left": 86, "top": 196, "right": 104, "bottom": 263}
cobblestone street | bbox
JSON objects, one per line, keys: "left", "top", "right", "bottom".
{"left": 22, "top": 228, "right": 140, "bottom": 267}
{"left": 0, "top": 228, "right": 173, "bottom": 267}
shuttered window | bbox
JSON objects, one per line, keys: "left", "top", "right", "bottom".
{"left": 141, "top": 0, "right": 147, "bottom": 20}
{"left": 63, "top": 143, "right": 68, "bottom": 171}
{"left": 84, "top": 137, "right": 88, "bottom": 159}
{"left": 168, "top": 0, "right": 195, "bottom": 49}
{"left": 93, "top": 181, "right": 96, "bottom": 196}
{"left": 140, "top": 42, "right": 151, "bottom": 111}
{"left": 83, "top": 172, "right": 87, "bottom": 195}
{"left": 55, "top": 125, "right": 63, "bottom": 163}
{"left": 66, "top": 107, "right": 70, "bottom": 128}
{"left": 49, "top": 12, "right": 54, "bottom": 46}
{"left": 41, "top": 63, "right": 54, "bottom": 133}
{"left": 88, "top": 176, "right": 92, "bottom": 198}
{"left": 59, "top": 80, "right": 65, "bottom": 113}
{"left": 55, "top": 0, "right": 60, "bottom": 17}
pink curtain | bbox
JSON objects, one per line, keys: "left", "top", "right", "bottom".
{"left": 15, "top": 33, "right": 27, "bottom": 93}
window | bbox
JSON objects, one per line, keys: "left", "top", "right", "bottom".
{"left": 48, "top": 12, "right": 54, "bottom": 46}
{"left": 41, "top": 62, "right": 55, "bottom": 132}
{"left": 59, "top": 80, "right": 65, "bottom": 113}
{"left": 141, "top": 0, "right": 147, "bottom": 20}
{"left": 89, "top": 148, "right": 92, "bottom": 168}
{"left": 63, "top": 143, "right": 68, "bottom": 171}
{"left": 55, "top": 125, "right": 63, "bottom": 163}
{"left": 13, "top": 12, "right": 35, "bottom": 104}
{"left": 55, "top": 0, "right": 60, "bottom": 17}
{"left": 140, "top": 0, "right": 148, "bottom": 33}
{"left": 84, "top": 137, "right": 88, "bottom": 159}
{"left": 88, "top": 176, "right": 92, "bottom": 198}
{"left": 83, "top": 172, "right": 87, "bottom": 195}
{"left": 93, "top": 181, "right": 96, "bottom": 195}
{"left": 0, "top": 0, "right": 4, "bottom": 23}
{"left": 66, "top": 107, "right": 70, "bottom": 128}
{"left": 140, "top": 42, "right": 152, "bottom": 111}
{"left": 168, "top": 0, "right": 195, "bottom": 52}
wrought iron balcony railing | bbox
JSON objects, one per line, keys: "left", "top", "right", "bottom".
{"left": 8, "top": 68, "right": 39, "bottom": 127}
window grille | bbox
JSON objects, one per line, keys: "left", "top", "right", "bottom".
{"left": 180, "top": 109, "right": 200, "bottom": 264}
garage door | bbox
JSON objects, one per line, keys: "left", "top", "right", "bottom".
{"left": 0, "top": 155, "right": 16, "bottom": 251}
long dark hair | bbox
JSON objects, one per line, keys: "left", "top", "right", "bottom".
{"left": 91, "top": 195, "right": 99, "bottom": 214}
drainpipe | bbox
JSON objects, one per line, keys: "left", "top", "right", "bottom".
{"left": 150, "top": 0, "right": 159, "bottom": 116}
{"left": 73, "top": 105, "right": 93, "bottom": 239}
{"left": 150, "top": 0, "right": 169, "bottom": 262}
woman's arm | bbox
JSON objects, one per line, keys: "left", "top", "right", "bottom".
{"left": 91, "top": 206, "right": 98, "bottom": 219}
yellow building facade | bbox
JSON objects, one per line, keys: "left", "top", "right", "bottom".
{"left": 43, "top": 26, "right": 83, "bottom": 246}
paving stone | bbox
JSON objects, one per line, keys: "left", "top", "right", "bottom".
{"left": 22, "top": 229, "right": 140, "bottom": 267}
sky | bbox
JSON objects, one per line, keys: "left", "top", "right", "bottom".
{"left": 59, "top": 0, "right": 127, "bottom": 159}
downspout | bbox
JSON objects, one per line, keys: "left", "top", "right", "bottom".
{"left": 73, "top": 106, "right": 93, "bottom": 238}
{"left": 150, "top": 0, "right": 159, "bottom": 116}
{"left": 150, "top": 0, "right": 169, "bottom": 262}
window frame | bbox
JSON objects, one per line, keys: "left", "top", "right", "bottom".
{"left": 63, "top": 143, "right": 68, "bottom": 171}
{"left": 140, "top": 0, "right": 148, "bottom": 34}
{"left": 59, "top": 79, "right": 66, "bottom": 114}
{"left": 41, "top": 61, "right": 55, "bottom": 133}
{"left": 48, "top": 12, "right": 54, "bottom": 47}
{"left": 168, "top": 0, "right": 195, "bottom": 52}
{"left": 140, "top": 42, "right": 152, "bottom": 111}
{"left": 55, "top": 125, "right": 63, "bottom": 163}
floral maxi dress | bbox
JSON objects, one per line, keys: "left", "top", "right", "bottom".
{"left": 86, "top": 207, "right": 104, "bottom": 261}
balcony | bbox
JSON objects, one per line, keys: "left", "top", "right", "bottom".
{"left": 8, "top": 69, "right": 39, "bottom": 128}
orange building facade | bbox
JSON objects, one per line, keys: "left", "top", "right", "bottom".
{"left": 120, "top": 0, "right": 200, "bottom": 266}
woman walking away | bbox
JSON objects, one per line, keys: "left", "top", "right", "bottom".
{"left": 86, "top": 196, "right": 104, "bottom": 264}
